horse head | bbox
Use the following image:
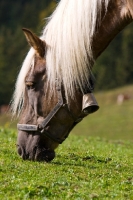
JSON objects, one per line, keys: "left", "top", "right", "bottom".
{"left": 16, "top": 29, "right": 98, "bottom": 162}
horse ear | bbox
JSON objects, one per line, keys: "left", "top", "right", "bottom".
{"left": 22, "top": 28, "right": 46, "bottom": 57}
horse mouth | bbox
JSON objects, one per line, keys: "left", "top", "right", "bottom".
{"left": 17, "top": 145, "right": 55, "bottom": 162}
{"left": 35, "top": 148, "right": 55, "bottom": 162}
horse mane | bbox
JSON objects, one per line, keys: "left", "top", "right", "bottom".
{"left": 11, "top": 0, "right": 110, "bottom": 115}
{"left": 126, "top": 0, "right": 133, "bottom": 17}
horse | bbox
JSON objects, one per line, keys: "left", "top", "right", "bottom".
{"left": 11, "top": 0, "right": 133, "bottom": 162}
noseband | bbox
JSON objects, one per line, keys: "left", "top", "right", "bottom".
{"left": 17, "top": 81, "right": 99, "bottom": 144}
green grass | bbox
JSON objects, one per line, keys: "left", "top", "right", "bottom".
{"left": 73, "top": 100, "right": 133, "bottom": 140}
{"left": 0, "top": 128, "right": 133, "bottom": 199}
{"left": 73, "top": 85, "right": 133, "bottom": 140}
{"left": 0, "top": 85, "right": 133, "bottom": 199}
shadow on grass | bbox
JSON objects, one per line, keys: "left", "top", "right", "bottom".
{"left": 52, "top": 153, "right": 112, "bottom": 168}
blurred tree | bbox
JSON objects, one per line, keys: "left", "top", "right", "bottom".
{"left": 93, "top": 23, "right": 133, "bottom": 91}
{"left": 0, "top": 0, "right": 56, "bottom": 105}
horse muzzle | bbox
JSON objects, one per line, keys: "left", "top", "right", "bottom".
{"left": 17, "top": 143, "right": 55, "bottom": 162}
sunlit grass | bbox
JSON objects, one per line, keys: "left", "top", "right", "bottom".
{"left": 0, "top": 128, "right": 133, "bottom": 199}
{"left": 73, "top": 100, "right": 133, "bottom": 140}
{"left": 73, "top": 85, "right": 133, "bottom": 140}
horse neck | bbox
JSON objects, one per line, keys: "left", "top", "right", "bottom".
{"left": 92, "top": 0, "right": 133, "bottom": 59}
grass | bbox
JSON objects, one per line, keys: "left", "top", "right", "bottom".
{"left": 73, "top": 84, "right": 133, "bottom": 140}
{"left": 0, "top": 128, "right": 133, "bottom": 199}
{"left": 73, "top": 100, "right": 133, "bottom": 140}
{"left": 0, "top": 85, "right": 133, "bottom": 199}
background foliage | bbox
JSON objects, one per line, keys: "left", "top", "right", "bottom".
{"left": 0, "top": 0, "right": 56, "bottom": 105}
{"left": 0, "top": 0, "right": 133, "bottom": 105}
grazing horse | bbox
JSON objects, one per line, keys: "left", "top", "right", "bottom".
{"left": 11, "top": 0, "right": 133, "bottom": 162}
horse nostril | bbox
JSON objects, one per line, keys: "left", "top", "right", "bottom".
{"left": 17, "top": 145, "right": 28, "bottom": 160}
{"left": 29, "top": 146, "right": 38, "bottom": 161}
{"left": 17, "top": 145, "right": 22, "bottom": 156}
{"left": 33, "top": 146, "right": 37, "bottom": 156}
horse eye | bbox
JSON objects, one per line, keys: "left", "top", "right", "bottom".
{"left": 26, "top": 82, "right": 36, "bottom": 90}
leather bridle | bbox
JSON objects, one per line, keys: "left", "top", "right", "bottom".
{"left": 17, "top": 81, "right": 84, "bottom": 144}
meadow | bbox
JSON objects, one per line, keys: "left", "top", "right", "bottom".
{"left": 0, "top": 85, "right": 133, "bottom": 199}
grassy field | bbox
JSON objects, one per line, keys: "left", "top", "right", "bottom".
{"left": 0, "top": 128, "right": 133, "bottom": 199}
{"left": 73, "top": 84, "right": 133, "bottom": 140}
{"left": 0, "top": 85, "right": 133, "bottom": 199}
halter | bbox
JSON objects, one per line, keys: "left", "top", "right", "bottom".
{"left": 17, "top": 79, "right": 99, "bottom": 144}
{"left": 17, "top": 82, "right": 84, "bottom": 144}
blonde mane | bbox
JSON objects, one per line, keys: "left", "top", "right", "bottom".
{"left": 127, "top": 0, "right": 133, "bottom": 17}
{"left": 12, "top": 0, "right": 110, "bottom": 115}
